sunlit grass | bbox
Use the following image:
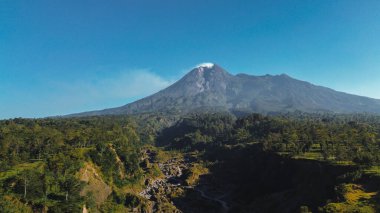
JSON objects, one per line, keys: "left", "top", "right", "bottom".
{"left": 293, "top": 152, "right": 323, "bottom": 160}
{"left": 331, "top": 161, "right": 356, "bottom": 166}
{"left": 363, "top": 166, "right": 380, "bottom": 177}
{"left": 342, "top": 184, "right": 377, "bottom": 204}
{"left": 0, "top": 162, "right": 44, "bottom": 181}
{"left": 322, "top": 184, "right": 377, "bottom": 213}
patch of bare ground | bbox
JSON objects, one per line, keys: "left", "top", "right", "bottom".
{"left": 79, "top": 162, "right": 112, "bottom": 205}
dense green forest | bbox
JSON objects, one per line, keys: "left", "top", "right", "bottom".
{"left": 160, "top": 112, "right": 380, "bottom": 164}
{"left": 158, "top": 112, "right": 380, "bottom": 212}
{"left": 0, "top": 113, "right": 379, "bottom": 212}
{"left": 0, "top": 117, "right": 147, "bottom": 212}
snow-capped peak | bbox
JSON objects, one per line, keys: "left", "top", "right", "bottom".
{"left": 196, "top": 63, "right": 215, "bottom": 69}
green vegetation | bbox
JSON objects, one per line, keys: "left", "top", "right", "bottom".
{"left": 1, "top": 112, "right": 380, "bottom": 212}
{"left": 321, "top": 184, "right": 377, "bottom": 213}
{"left": 364, "top": 166, "right": 380, "bottom": 177}
{"left": 0, "top": 117, "right": 146, "bottom": 212}
{"left": 158, "top": 112, "right": 380, "bottom": 212}
{"left": 183, "top": 163, "right": 209, "bottom": 186}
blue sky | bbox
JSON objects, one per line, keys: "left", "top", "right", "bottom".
{"left": 1, "top": 0, "right": 380, "bottom": 119}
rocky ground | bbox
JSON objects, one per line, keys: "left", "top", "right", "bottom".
{"left": 139, "top": 149, "right": 230, "bottom": 213}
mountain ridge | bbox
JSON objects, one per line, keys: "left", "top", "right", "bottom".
{"left": 67, "top": 63, "right": 380, "bottom": 117}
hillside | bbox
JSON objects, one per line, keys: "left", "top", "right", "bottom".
{"left": 69, "top": 63, "right": 380, "bottom": 117}
{"left": 1, "top": 113, "right": 380, "bottom": 212}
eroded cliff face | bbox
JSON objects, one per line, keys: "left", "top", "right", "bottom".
{"left": 79, "top": 163, "right": 112, "bottom": 205}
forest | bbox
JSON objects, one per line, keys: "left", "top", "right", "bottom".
{"left": 0, "top": 112, "right": 379, "bottom": 212}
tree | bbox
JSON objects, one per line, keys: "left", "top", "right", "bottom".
{"left": 59, "top": 175, "right": 83, "bottom": 201}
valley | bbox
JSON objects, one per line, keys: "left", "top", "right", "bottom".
{"left": 0, "top": 113, "right": 380, "bottom": 212}
{"left": 1, "top": 66, "right": 380, "bottom": 212}
{"left": 3, "top": 0, "right": 380, "bottom": 212}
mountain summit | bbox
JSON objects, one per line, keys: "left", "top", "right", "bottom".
{"left": 69, "top": 64, "right": 380, "bottom": 116}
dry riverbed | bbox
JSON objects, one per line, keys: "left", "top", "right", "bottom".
{"left": 139, "top": 150, "right": 230, "bottom": 212}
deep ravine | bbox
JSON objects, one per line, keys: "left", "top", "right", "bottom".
{"left": 139, "top": 150, "right": 230, "bottom": 212}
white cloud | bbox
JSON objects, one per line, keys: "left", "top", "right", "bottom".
{"left": 46, "top": 69, "right": 175, "bottom": 115}
{"left": 98, "top": 70, "right": 173, "bottom": 99}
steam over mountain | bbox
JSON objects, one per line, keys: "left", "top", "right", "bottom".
{"left": 69, "top": 63, "right": 380, "bottom": 116}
